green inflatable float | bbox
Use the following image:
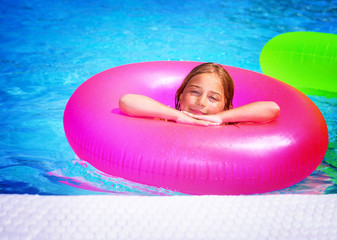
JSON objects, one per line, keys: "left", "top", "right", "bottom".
{"left": 260, "top": 32, "right": 337, "bottom": 97}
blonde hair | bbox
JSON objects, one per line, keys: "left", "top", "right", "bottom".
{"left": 175, "top": 62, "right": 234, "bottom": 111}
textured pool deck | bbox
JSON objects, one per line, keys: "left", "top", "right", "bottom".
{"left": 1, "top": 194, "right": 336, "bottom": 240}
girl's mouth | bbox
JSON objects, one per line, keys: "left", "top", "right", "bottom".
{"left": 189, "top": 108, "right": 206, "bottom": 115}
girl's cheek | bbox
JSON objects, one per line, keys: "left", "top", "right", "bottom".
{"left": 209, "top": 103, "right": 224, "bottom": 114}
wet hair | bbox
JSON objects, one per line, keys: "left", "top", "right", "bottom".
{"left": 175, "top": 62, "right": 234, "bottom": 111}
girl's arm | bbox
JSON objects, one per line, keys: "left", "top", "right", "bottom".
{"left": 119, "top": 94, "right": 221, "bottom": 126}
{"left": 184, "top": 101, "right": 280, "bottom": 124}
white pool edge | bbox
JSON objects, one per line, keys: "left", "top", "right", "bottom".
{"left": 1, "top": 194, "right": 336, "bottom": 240}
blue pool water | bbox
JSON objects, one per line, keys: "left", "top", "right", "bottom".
{"left": 1, "top": 0, "right": 336, "bottom": 195}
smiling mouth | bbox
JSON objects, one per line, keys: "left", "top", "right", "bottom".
{"left": 189, "top": 109, "right": 206, "bottom": 115}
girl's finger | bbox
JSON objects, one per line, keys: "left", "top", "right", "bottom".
{"left": 194, "top": 115, "right": 221, "bottom": 124}
{"left": 183, "top": 111, "right": 206, "bottom": 120}
{"left": 182, "top": 111, "right": 193, "bottom": 117}
{"left": 195, "top": 119, "right": 221, "bottom": 126}
{"left": 182, "top": 111, "right": 221, "bottom": 125}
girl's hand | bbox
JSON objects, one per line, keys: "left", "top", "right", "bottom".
{"left": 182, "top": 111, "right": 223, "bottom": 124}
{"left": 176, "top": 112, "right": 221, "bottom": 126}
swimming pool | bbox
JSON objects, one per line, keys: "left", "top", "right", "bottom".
{"left": 1, "top": 0, "right": 336, "bottom": 195}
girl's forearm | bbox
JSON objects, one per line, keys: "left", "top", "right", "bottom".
{"left": 219, "top": 101, "right": 280, "bottom": 123}
{"left": 119, "top": 94, "right": 181, "bottom": 121}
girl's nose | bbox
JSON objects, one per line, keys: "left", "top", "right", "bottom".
{"left": 197, "top": 95, "right": 207, "bottom": 107}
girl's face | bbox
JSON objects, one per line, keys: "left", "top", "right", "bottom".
{"left": 179, "top": 73, "right": 225, "bottom": 115}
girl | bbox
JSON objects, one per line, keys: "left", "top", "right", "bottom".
{"left": 119, "top": 62, "right": 280, "bottom": 126}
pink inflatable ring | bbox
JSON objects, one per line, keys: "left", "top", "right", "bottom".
{"left": 63, "top": 61, "right": 328, "bottom": 195}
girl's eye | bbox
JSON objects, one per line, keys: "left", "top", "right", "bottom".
{"left": 191, "top": 90, "right": 200, "bottom": 95}
{"left": 209, "top": 96, "right": 218, "bottom": 101}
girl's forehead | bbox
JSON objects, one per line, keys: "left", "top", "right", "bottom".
{"left": 188, "top": 73, "right": 224, "bottom": 88}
